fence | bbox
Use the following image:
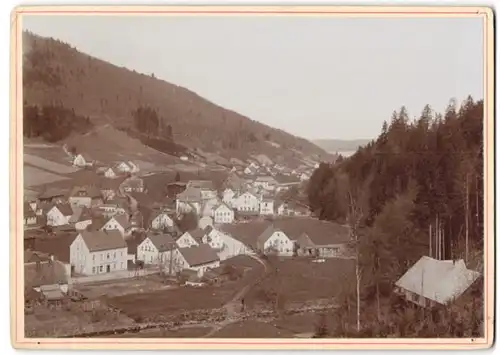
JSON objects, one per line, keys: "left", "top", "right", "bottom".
{"left": 71, "top": 267, "right": 159, "bottom": 285}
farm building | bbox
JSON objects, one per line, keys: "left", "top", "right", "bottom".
{"left": 394, "top": 256, "right": 481, "bottom": 309}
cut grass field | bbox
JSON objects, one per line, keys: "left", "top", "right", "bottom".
{"left": 24, "top": 153, "right": 78, "bottom": 174}
{"left": 24, "top": 165, "right": 70, "bottom": 188}
{"left": 209, "top": 320, "right": 295, "bottom": 338}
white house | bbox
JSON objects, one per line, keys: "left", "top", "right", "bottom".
{"left": 72, "top": 154, "right": 93, "bottom": 168}
{"left": 173, "top": 244, "right": 221, "bottom": 277}
{"left": 46, "top": 204, "right": 74, "bottom": 227}
{"left": 176, "top": 231, "right": 201, "bottom": 248}
{"left": 202, "top": 226, "right": 225, "bottom": 250}
{"left": 104, "top": 167, "right": 117, "bottom": 179}
{"left": 256, "top": 226, "right": 294, "bottom": 256}
{"left": 259, "top": 199, "right": 275, "bottom": 216}
{"left": 69, "top": 230, "right": 128, "bottom": 275}
{"left": 137, "top": 233, "right": 177, "bottom": 271}
{"left": 212, "top": 203, "right": 235, "bottom": 224}
{"left": 120, "top": 177, "right": 144, "bottom": 194}
{"left": 150, "top": 210, "right": 175, "bottom": 230}
{"left": 115, "top": 161, "right": 132, "bottom": 174}
{"left": 98, "top": 215, "right": 130, "bottom": 238}
{"left": 233, "top": 191, "right": 260, "bottom": 213}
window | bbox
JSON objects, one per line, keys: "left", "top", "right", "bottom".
{"left": 121, "top": 262, "right": 124, "bottom": 268}
{"left": 107, "top": 253, "right": 110, "bottom": 259}
{"left": 100, "top": 254, "right": 103, "bottom": 261}
{"left": 114, "top": 252, "right": 116, "bottom": 259}
{"left": 92, "top": 267, "right": 95, "bottom": 274}
{"left": 99, "top": 266, "right": 103, "bottom": 272}
{"left": 92, "top": 254, "right": 95, "bottom": 261}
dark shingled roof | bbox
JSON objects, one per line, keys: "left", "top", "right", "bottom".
{"left": 52, "top": 203, "right": 74, "bottom": 217}
{"left": 187, "top": 228, "right": 207, "bottom": 243}
{"left": 79, "top": 230, "right": 127, "bottom": 252}
{"left": 178, "top": 244, "right": 219, "bottom": 267}
{"left": 147, "top": 232, "right": 176, "bottom": 252}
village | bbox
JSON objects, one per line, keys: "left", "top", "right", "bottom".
{"left": 23, "top": 150, "right": 359, "bottom": 338}
{"left": 22, "top": 145, "right": 483, "bottom": 339}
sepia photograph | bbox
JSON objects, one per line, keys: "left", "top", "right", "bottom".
{"left": 10, "top": 5, "right": 494, "bottom": 350}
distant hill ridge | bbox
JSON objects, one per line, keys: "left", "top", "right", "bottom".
{"left": 22, "top": 31, "right": 332, "bottom": 164}
{"left": 312, "top": 139, "right": 372, "bottom": 153}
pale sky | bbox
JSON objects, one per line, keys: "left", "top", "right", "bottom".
{"left": 22, "top": 15, "right": 483, "bottom": 140}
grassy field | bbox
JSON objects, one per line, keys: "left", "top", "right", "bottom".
{"left": 25, "top": 304, "right": 135, "bottom": 338}
{"left": 245, "top": 257, "right": 356, "bottom": 307}
{"left": 24, "top": 153, "right": 78, "bottom": 174}
{"left": 75, "top": 275, "right": 174, "bottom": 299}
{"left": 24, "top": 165, "right": 70, "bottom": 188}
{"left": 106, "top": 258, "right": 265, "bottom": 322}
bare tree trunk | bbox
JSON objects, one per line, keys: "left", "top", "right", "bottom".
{"left": 429, "top": 224, "right": 432, "bottom": 258}
{"left": 435, "top": 215, "right": 438, "bottom": 260}
{"left": 465, "top": 174, "right": 470, "bottom": 264}
{"left": 356, "top": 258, "right": 360, "bottom": 332}
{"left": 376, "top": 281, "right": 381, "bottom": 322}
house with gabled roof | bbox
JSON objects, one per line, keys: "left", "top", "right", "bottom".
{"left": 100, "top": 176, "right": 128, "bottom": 200}
{"left": 69, "top": 186, "right": 103, "bottom": 208}
{"left": 176, "top": 228, "right": 205, "bottom": 248}
{"left": 72, "top": 153, "right": 93, "bottom": 168}
{"left": 212, "top": 202, "right": 235, "bottom": 224}
{"left": 69, "top": 230, "right": 128, "bottom": 275}
{"left": 149, "top": 210, "right": 175, "bottom": 231}
{"left": 202, "top": 225, "right": 225, "bottom": 250}
{"left": 394, "top": 256, "right": 481, "bottom": 309}
{"left": 173, "top": 244, "right": 221, "bottom": 277}
{"left": 97, "top": 214, "right": 131, "bottom": 238}
{"left": 176, "top": 187, "right": 203, "bottom": 215}
{"left": 45, "top": 203, "right": 74, "bottom": 227}
{"left": 233, "top": 191, "right": 260, "bottom": 214}
{"left": 187, "top": 180, "right": 217, "bottom": 200}
{"left": 256, "top": 225, "right": 294, "bottom": 256}
{"left": 137, "top": 232, "right": 177, "bottom": 270}
{"left": 120, "top": 176, "right": 145, "bottom": 194}
{"left": 114, "top": 161, "right": 133, "bottom": 174}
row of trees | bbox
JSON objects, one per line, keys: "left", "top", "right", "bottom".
{"left": 308, "top": 96, "right": 484, "bottom": 336}
{"left": 132, "top": 105, "right": 174, "bottom": 139}
{"left": 23, "top": 101, "right": 93, "bottom": 142}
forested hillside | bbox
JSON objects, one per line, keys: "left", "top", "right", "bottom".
{"left": 22, "top": 31, "right": 330, "bottom": 162}
{"left": 308, "top": 97, "right": 484, "bottom": 337}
